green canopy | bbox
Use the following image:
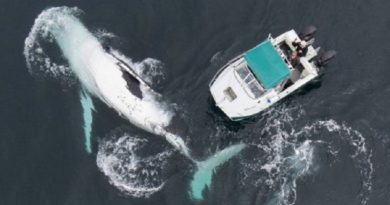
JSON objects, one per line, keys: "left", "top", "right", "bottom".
{"left": 244, "top": 40, "right": 290, "bottom": 89}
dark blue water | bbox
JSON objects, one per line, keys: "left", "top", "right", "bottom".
{"left": 1, "top": 0, "right": 390, "bottom": 205}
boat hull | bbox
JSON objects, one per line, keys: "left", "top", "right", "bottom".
{"left": 209, "top": 30, "right": 321, "bottom": 120}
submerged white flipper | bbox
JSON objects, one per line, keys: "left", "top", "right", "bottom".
{"left": 80, "top": 89, "right": 95, "bottom": 153}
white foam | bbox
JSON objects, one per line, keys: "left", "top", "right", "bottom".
{"left": 240, "top": 105, "right": 373, "bottom": 205}
{"left": 316, "top": 120, "right": 373, "bottom": 205}
{"left": 96, "top": 132, "right": 172, "bottom": 197}
{"left": 23, "top": 7, "right": 77, "bottom": 84}
{"left": 93, "top": 29, "right": 117, "bottom": 40}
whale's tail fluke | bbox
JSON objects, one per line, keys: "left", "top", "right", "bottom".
{"left": 189, "top": 143, "right": 246, "bottom": 200}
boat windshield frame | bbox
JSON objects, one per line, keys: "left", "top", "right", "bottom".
{"left": 234, "top": 63, "right": 265, "bottom": 99}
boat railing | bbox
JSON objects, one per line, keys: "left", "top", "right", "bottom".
{"left": 209, "top": 53, "right": 244, "bottom": 87}
{"left": 209, "top": 66, "right": 226, "bottom": 87}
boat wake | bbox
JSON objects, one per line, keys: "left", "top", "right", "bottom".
{"left": 24, "top": 6, "right": 245, "bottom": 199}
{"left": 240, "top": 106, "right": 373, "bottom": 205}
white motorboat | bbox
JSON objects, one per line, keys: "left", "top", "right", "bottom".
{"left": 209, "top": 27, "right": 335, "bottom": 121}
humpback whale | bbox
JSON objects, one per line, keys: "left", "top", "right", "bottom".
{"left": 24, "top": 7, "right": 246, "bottom": 200}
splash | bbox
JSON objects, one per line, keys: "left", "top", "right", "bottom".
{"left": 23, "top": 7, "right": 76, "bottom": 84}
{"left": 264, "top": 140, "right": 314, "bottom": 205}
{"left": 314, "top": 120, "right": 373, "bottom": 205}
{"left": 240, "top": 106, "right": 373, "bottom": 205}
{"left": 96, "top": 131, "right": 172, "bottom": 197}
{"left": 80, "top": 89, "right": 95, "bottom": 153}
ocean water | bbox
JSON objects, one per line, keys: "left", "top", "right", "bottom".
{"left": 1, "top": 1, "right": 390, "bottom": 205}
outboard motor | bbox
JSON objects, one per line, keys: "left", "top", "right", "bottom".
{"left": 316, "top": 50, "right": 337, "bottom": 67}
{"left": 299, "top": 26, "right": 317, "bottom": 41}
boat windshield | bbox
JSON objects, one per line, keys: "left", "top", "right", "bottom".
{"left": 235, "top": 65, "right": 264, "bottom": 99}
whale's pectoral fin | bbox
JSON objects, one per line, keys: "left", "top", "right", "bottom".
{"left": 80, "top": 89, "right": 95, "bottom": 154}
{"left": 189, "top": 143, "right": 246, "bottom": 200}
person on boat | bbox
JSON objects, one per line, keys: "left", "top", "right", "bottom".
{"left": 289, "top": 51, "right": 299, "bottom": 67}
{"left": 292, "top": 39, "right": 308, "bottom": 57}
